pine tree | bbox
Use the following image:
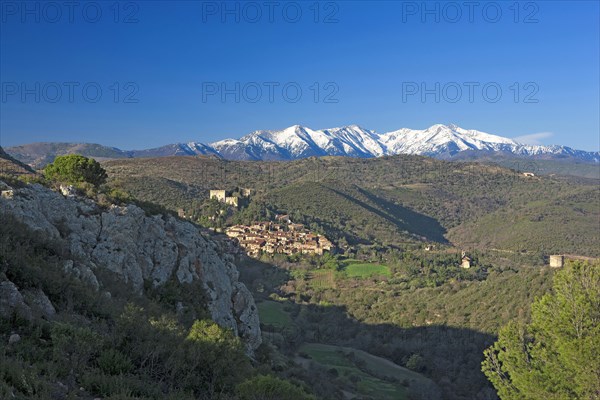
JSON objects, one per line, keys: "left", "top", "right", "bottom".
{"left": 482, "top": 261, "right": 600, "bottom": 399}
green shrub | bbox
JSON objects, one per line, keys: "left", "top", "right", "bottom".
{"left": 166, "top": 320, "right": 251, "bottom": 396}
{"left": 0, "top": 358, "right": 36, "bottom": 396}
{"left": 0, "top": 357, "right": 53, "bottom": 398}
{"left": 44, "top": 154, "right": 107, "bottom": 187}
{"left": 50, "top": 323, "right": 103, "bottom": 375}
{"left": 80, "top": 371, "right": 162, "bottom": 398}
{"left": 107, "top": 188, "right": 134, "bottom": 204}
{"left": 236, "top": 375, "right": 315, "bottom": 400}
{"left": 405, "top": 353, "right": 425, "bottom": 372}
{"left": 97, "top": 349, "right": 134, "bottom": 375}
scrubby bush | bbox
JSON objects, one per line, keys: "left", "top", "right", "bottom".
{"left": 236, "top": 375, "right": 315, "bottom": 400}
{"left": 96, "top": 349, "right": 134, "bottom": 375}
{"left": 50, "top": 323, "right": 103, "bottom": 375}
{"left": 44, "top": 154, "right": 107, "bottom": 187}
{"left": 406, "top": 353, "right": 425, "bottom": 372}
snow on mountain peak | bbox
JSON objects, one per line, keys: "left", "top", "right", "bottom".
{"left": 200, "top": 123, "right": 598, "bottom": 162}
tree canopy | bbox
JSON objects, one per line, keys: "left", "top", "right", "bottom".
{"left": 44, "top": 154, "right": 107, "bottom": 187}
{"left": 482, "top": 261, "right": 600, "bottom": 399}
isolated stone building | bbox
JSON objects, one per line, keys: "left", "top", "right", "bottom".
{"left": 549, "top": 255, "right": 564, "bottom": 268}
{"left": 460, "top": 251, "right": 471, "bottom": 269}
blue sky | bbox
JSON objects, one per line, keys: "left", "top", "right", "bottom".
{"left": 1, "top": 1, "right": 598, "bottom": 151}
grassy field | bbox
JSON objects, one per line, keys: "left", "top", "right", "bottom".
{"left": 298, "top": 343, "right": 440, "bottom": 400}
{"left": 256, "top": 301, "right": 293, "bottom": 328}
{"left": 343, "top": 262, "right": 391, "bottom": 278}
{"left": 309, "top": 269, "right": 337, "bottom": 289}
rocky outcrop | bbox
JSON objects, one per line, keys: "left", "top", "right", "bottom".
{"left": 0, "top": 281, "right": 32, "bottom": 322}
{"left": 0, "top": 182, "right": 261, "bottom": 351}
{"left": 22, "top": 288, "right": 56, "bottom": 319}
{"left": 0, "top": 280, "right": 58, "bottom": 321}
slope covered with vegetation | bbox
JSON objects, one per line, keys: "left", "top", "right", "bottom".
{"left": 239, "top": 251, "right": 557, "bottom": 399}
{"left": 0, "top": 213, "right": 257, "bottom": 399}
{"left": 102, "top": 155, "right": 600, "bottom": 257}
{"left": 482, "top": 261, "right": 600, "bottom": 399}
{"left": 0, "top": 156, "right": 318, "bottom": 400}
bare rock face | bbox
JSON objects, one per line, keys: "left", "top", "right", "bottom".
{"left": 232, "top": 282, "right": 262, "bottom": 351}
{"left": 0, "top": 182, "right": 261, "bottom": 352}
{"left": 8, "top": 333, "right": 21, "bottom": 345}
{"left": 0, "top": 281, "right": 32, "bottom": 322}
{"left": 22, "top": 288, "right": 56, "bottom": 319}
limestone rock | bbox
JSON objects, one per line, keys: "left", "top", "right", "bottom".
{"left": 232, "top": 282, "right": 262, "bottom": 351}
{"left": 59, "top": 185, "right": 77, "bottom": 197}
{"left": 0, "top": 280, "right": 32, "bottom": 322}
{"left": 22, "top": 288, "right": 56, "bottom": 319}
{"left": 0, "top": 181, "right": 261, "bottom": 351}
{"left": 8, "top": 333, "right": 21, "bottom": 345}
{"left": 62, "top": 260, "right": 99, "bottom": 290}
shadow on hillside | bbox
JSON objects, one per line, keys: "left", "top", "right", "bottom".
{"left": 237, "top": 258, "right": 497, "bottom": 400}
{"left": 331, "top": 187, "right": 448, "bottom": 243}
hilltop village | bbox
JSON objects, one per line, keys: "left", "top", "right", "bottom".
{"left": 225, "top": 218, "right": 334, "bottom": 257}
{"left": 206, "top": 189, "right": 334, "bottom": 257}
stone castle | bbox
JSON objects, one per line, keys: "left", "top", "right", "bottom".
{"left": 209, "top": 188, "right": 251, "bottom": 208}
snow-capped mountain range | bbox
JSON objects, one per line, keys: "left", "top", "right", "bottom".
{"left": 179, "top": 124, "right": 599, "bottom": 163}
{"left": 6, "top": 124, "right": 600, "bottom": 167}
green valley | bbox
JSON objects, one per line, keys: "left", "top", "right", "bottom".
{"left": 1, "top": 151, "right": 598, "bottom": 400}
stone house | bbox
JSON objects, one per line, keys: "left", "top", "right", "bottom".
{"left": 460, "top": 252, "right": 471, "bottom": 269}
{"left": 549, "top": 255, "right": 564, "bottom": 268}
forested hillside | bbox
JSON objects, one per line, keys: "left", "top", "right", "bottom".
{"left": 237, "top": 252, "right": 557, "bottom": 399}
{"left": 103, "top": 155, "right": 600, "bottom": 257}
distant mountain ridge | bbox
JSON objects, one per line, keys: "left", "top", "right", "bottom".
{"left": 6, "top": 124, "right": 599, "bottom": 167}
{"left": 0, "top": 146, "right": 36, "bottom": 175}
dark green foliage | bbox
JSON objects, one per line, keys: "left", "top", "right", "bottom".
{"left": 236, "top": 375, "right": 315, "bottom": 400}
{"left": 112, "top": 307, "right": 251, "bottom": 398}
{"left": 0, "top": 356, "right": 53, "bottom": 399}
{"left": 96, "top": 349, "right": 134, "bottom": 375}
{"left": 79, "top": 372, "right": 165, "bottom": 398}
{"left": 265, "top": 180, "right": 447, "bottom": 246}
{"left": 449, "top": 185, "right": 600, "bottom": 257}
{"left": 482, "top": 261, "right": 600, "bottom": 399}
{"left": 50, "top": 323, "right": 103, "bottom": 375}
{"left": 174, "top": 319, "right": 251, "bottom": 396}
{"left": 405, "top": 354, "right": 425, "bottom": 372}
{"left": 44, "top": 154, "right": 107, "bottom": 187}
